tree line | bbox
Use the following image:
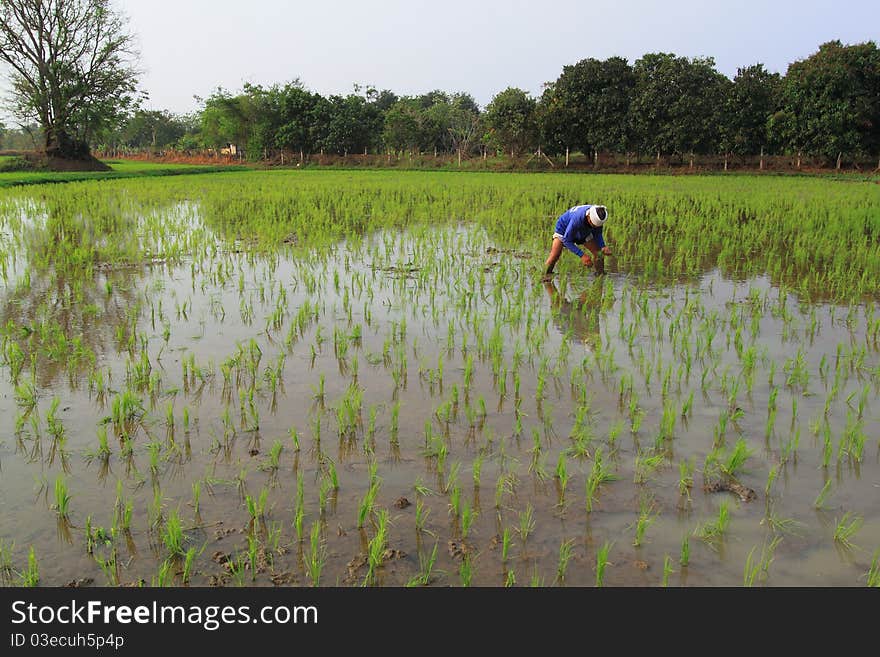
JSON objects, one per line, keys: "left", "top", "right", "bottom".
{"left": 99, "top": 40, "right": 878, "bottom": 166}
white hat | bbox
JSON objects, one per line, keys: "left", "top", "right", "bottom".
{"left": 588, "top": 205, "right": 608, "bottom": 227}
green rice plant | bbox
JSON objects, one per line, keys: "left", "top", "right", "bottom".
{"left": 153, "top": 558, "right": 174, "bottom": 587}
{"left": 585, "top": 448, "right": 617, "bottom": 513}
{"left": 191, "top": 480, "right": 202, "bottom": 515}
{"left": 764, "top": 465, "right": 779, "bottom": 496}
{"left": 761, "top": 507, "right": 804, "bottom": 536}
{"left": 53, "top": 475, "right": 71, "bottom": 519}
{"left": 460, "top": 502, "right": 476, "bottom": 540}
{"left": 814, "top": 479, "right": 832, "bottom": 510}
{"left": 180, "top": 546, "right": 199, "bottom": 585}
{"left": 149, "top": 486, "right": 164, "bottom": 528}
{"left": 555, "top": 452, "right": 569, "bottom": 502}
{"left": 743, "top": 536, "right": 782, "bottom": 586}
{"left": 678, "top": 458, "right": 695, "bottom": 499}
{"left": 695, "top": 501, "right": 730, "bottom": 545}
{"left": 261, "top": 439, "right": 283, "bottom": 472}
{"left": 459, "top": 554, "right": 474, "bottom": 587}
{"left": 247, "top": 534, "right": 259, "bottom": 581}
{"left": 414, "top": 498, "right": 429, "bottom": 534}
{"left": 632, "top": 497, "right": 658, "bottom": 547}
{"left": 662, "top": 555, "right": 674, "bottom": 586}
{"left": 833, "top": 512, "right": 862, "bottom": 550}
{"left": 634, "top": 449, "right": 665, "bottom": 484}
{"left": 406, "top": 542, "right": 439, "bottom": 587}
{"left": 357, "top": 478, "right": 380, "bottom": 529}
{"left": 472, "top": 453, "right": 484, "bottom": 489}
{"left": 365, "top": 509, "right": 389, "bottom": 586}
{"left": 720, "top": 438, "right": 753, "bottom": 478}
{"left": 866, "top": 550, "right": 880, "bottom": 588}
{"left": 448, "top": 485, "right": 461, "bottom": 519}
{"left": 595, "top": 541, "right": 613, "bottom": 587}
{"left": 20, "top": 547, "right": 39, "bottom": 587}
{"left": 162, "top": 508, "right": 186, "bottom": 557}
{"left": 501, "top": 527, "right": 512, "bottom": 563}
{"left": 518, "top": 503, "right": 535, "bottom": 545}
{"left": 554, "top": 538, "right": 576, "bottom": 585}
{"left": 505, "top": 569, "right": 515, "bottom": 587}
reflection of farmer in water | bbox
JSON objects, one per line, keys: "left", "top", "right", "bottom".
{"left": 543, "top": 204, "right": 612, "bottom": 281}
{"left": 543, "top": 278, "right": 604, "bottom": 346}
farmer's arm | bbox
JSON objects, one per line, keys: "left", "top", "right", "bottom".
{"left": 596, "top": 227, "right": 612, "bottom": 255}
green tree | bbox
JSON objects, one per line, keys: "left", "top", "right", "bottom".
{"left": 631, "top": 53, "right": 729, "bottom": 158}
{"left": 320, "top": 93, "right": 382, "bottom": 154}
{"left": 199, "top": 88, "right": 251, "bottom": 152}
{"left": 539, "top": 56, "right": 636, "bottom": 156}
{"left": 484, "top": 87, "right": 537, "bottom": 156}
{"left": 0, "top": 0, "right": 140, "bottom": 161}
{"left": 119, "top": 109, "right": 188, "bottom": 150}
{"left": 382, "top": 98, "right": 424, "bottom": 151}
{"left": 721, "top": 64, "right": 781, "bottom": 155}
{"left": 770, "top": 40, "right": 880, "bottom": 161}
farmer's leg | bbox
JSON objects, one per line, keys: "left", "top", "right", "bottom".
{"left": 544, "top": 237, "right": 564, "bottom": 275}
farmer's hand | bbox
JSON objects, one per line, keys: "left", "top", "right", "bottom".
{"left": 601, "top": 246, "right": 613, "bottom": 256}
{"left": 580, "top": 253, "right": 593, "bottom": 267}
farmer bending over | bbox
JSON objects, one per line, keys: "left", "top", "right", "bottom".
{"left": 543, "top": 204, "right": 612, "bottom": 280}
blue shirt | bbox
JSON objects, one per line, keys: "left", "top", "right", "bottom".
{"left": 554, "top": 204, "right": 605, "bottom": 257}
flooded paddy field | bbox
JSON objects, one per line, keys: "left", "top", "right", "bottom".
{"left": 0, "top": 170, "right": 878, "bottom": 587}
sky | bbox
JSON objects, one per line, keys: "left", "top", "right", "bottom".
{"left": 5, "top": 0, "right": 880, "bottom": 117}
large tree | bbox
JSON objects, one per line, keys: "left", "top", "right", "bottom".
{"left": 484, "top": 87, "right": 537, "bottom": 156}
{"left": 0, "top": 0, "right": 140, "bottom": 161}
{"left": 721, "top": 64, "right": 780, "bottom": 156}
{"left": 631, "top": 53, "right": 729, "bottom": 158}
{"left": 770, "top": 40, "right": 880, "bottom": 161}
{"left": 539, "top": 56, "right": 636, "bottom": 156}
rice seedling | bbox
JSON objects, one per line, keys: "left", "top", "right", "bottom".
{"left": 585, "top": 448, "right": 617, "bottom": 513}
{"left": 867, "top": 550, "right": 880, "bottom": 588}
{"left": 554, "top": 538, "right": 576, "bottom": 585}
{"left": 695, "top": 501, "right": 730, "bottom": 545}
{"left": 634, "top": 449, "right": 665, "bottom": 484}
{"left": 365, "top": 509, "right": 389, "bottom": 586}
{"left": 743, "top": 536, "right": 782, "bottom": 586}
{"left": 833, "top": 512, "right": 862, "bottom": 550}
{"left": 460, "top": 502, "right": 477, "bottom": 540}
{"left": 407, "top": 542, "right": 439, "bottom": 587}
{"left": 662, "top": 555, "right": 674, "bottom": 586}
{"left": 813, "top": 479, "right": 832, "bottom": 510}
{"left": 632, "top": 497, "right": 658, "bottom": 547}
{"left": 678, "top": 458, "right": 695, "bottom": 499}
{"left": 719, "top": 438, "right": 753, "bottom": 478}
{"left": 447, "top": 484, "right": 463, "bottom": 520}
{"left": 162, "top": 508, "right": 186, "bottom": 557}
{"left": 20, "top": 547, "right": 39, "bottom": 587}
{"left": 518, "top": 503, "right": 535, "bottom": 546}
{"left": 459, "top": 554, "right": 474, "bottom": 587}
{"left": 595, "top": 541, "right": 613, "bottom": 587}
{"left": 52, "top": 475, "right": 71, "bottom": 519}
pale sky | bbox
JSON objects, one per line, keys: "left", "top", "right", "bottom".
{"left": 7, "top": 0, "right": 880, "bottom": 117}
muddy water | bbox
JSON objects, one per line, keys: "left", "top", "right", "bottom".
{"left": 0, "top": 211, "right": 878, "bottom": 587}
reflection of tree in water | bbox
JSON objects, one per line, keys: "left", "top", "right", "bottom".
{"left": 0, "top": 202, "right": 150, "bottom": 388}
{"left": 544, "top": 278, "right": 609, "bottom": 348}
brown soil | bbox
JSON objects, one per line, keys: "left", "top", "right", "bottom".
{"left": 23, "top": 152, "right": 111, "bottom": 172}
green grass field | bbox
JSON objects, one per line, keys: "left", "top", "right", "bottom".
{"left": 0, "top": 157, "right": 245, "bottom": 187}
